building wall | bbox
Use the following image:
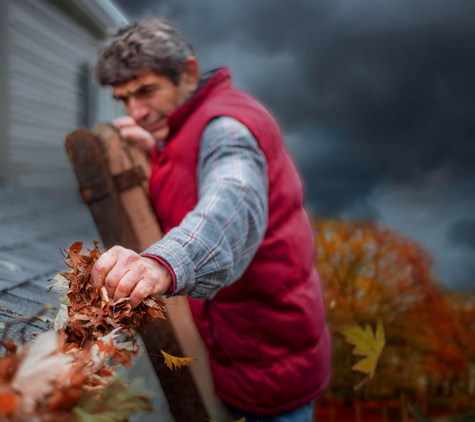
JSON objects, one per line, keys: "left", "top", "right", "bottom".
{"left": 6, "top": 0, "right": 120, "bottom": 187}
{"left": 0, "top": 0, "right": 11, "bottom": 180}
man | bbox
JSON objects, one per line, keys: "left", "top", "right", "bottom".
{"left": 92, "top": 17, "right": 331, "bottom": 422}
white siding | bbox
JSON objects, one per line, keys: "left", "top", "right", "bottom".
{"left": 0, "top": 0, "right": 11, "bottom": 179}
{"left": 7, "top": 0, "right": 120, "bottom": 187}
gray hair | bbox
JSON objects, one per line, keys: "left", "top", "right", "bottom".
{"left": 95, "top": 17, "right": 195, "bottom": 86}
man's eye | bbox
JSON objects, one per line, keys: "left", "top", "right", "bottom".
{"left": 137, "top": 88, "right": 153, "bottom": 97}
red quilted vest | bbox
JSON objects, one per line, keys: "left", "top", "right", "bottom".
{"left": 149, "top": 68, "right": 331, "bottom": 415}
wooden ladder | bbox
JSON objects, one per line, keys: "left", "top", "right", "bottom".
{"left": 65, "top": 123, "right": 233, "bottom": 422}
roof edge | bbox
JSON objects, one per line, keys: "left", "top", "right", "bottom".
{"left": 72, "top": 0, "right": 129, "bottom": 28}
{"left": 46, "top": 0, "right": 129, "bottom": 39}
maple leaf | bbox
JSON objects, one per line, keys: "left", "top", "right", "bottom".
{"left": 160, "top": 350, "right": 197, "bottom": 371}
{"left": 338, "top": 322, "right": 385, "bottom": 380}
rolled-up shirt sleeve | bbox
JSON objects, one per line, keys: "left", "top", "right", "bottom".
{"left": 141, "top": 116, "right": 269, "bottom": 300}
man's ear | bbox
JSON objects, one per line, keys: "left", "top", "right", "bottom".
{"left": 181, "top": 57, "right": 200, "bottom": 91}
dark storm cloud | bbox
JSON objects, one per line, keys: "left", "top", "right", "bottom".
{"left": 284, "top": 127, "right": 382, "bottom": 215}
{"left": 448, "top": 219, "right": 475, "bottom": 251}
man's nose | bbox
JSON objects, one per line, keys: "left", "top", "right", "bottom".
{"left": 127, "top": 98, "right": 149, "bottom": 122}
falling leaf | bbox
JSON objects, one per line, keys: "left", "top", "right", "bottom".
{"left": 160, "top": 350, "right": 197, "bottom": 371}
{"left": 338, "top": 322, "right": 385, "bottom": 379}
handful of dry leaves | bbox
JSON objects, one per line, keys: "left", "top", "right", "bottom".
{"left": 56, "top": 241, "right": 166, "bottom": 350}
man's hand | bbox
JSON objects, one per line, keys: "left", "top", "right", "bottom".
{"left": 114, "top": 116, "right": 156, "bottom": 152}
{"left": 90, "top": 246, "right": 172, "bottom": 308}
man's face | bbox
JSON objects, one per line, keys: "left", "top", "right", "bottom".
{"left": 113, "top": 65, "right": 198, "bottom": 141}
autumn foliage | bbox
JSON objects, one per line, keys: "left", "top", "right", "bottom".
{"left": 0, "top": 241, "right": 171, "bottom": 421}
{"left": 313, "top": 219, "right": 475, "bottom": 415}
{"left": 0, "top": 330, "right": 152, "bottom": 421}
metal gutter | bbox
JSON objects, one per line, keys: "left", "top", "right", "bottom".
{"left": 91, "top": 0, "right": 128, "bottom": 26}
{"left": 46, "top": 0, "right": 129, "bottom": 39}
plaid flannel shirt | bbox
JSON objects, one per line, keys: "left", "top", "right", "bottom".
{"left": 141, "top": 116, "right": 269, "bottom": 299}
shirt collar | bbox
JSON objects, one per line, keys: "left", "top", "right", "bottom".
{"left": 165, "top": 67, "right": 231, "bottom": 140}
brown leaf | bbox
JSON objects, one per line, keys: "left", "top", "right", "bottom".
{"left": 1, "top": 338, "right": 17, "bottom": 354}
{"left": 0, "top": 356, "right": 20, "bottom": 382}
{"left": 113, "top": 349, "right": 136, "bottom": 368}
{"left": 0, "top": 391, "right": 19, "bottom": 418}
{"left": 147, "top": 306, "right": 165, "bottom": 319}
{"left": 65, "top": 241, "right": 84, "bottom": 276}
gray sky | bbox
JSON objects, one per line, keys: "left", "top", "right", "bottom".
{"left": 113, "top": 0, "right": 475, "bottom": 291}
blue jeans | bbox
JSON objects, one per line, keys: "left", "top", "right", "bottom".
{"left": 233, "top": 402, "right": 315, "bottom": 422}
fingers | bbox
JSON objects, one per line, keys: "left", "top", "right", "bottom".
{"left": 90, "top": 248, "right": 118, "bottom": 289}
{"left": 120, "top": 126, "right": 143, "bottom": 144}
{"left": 122, "top": 258, "right": 173, "bottom": 307}
{"left": 112, "top": 116, "right": 156, "bottom": 152}
{"left": 90, "top": 246, "right": 173, "bottom": 308}
{"left": 113, "top": 116, "right": 137, "bottom": 128}
{"left": 102, "top": 247, "right": 137, "bottom": 299}
{"left": 104, "top": 267, "right": 129, "bottom": 300}
{"left": 111, "top": 268, "right": 139, "bottom": 302}
{"left": 129, "top": 278, "right": 154, "bottom": 308}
